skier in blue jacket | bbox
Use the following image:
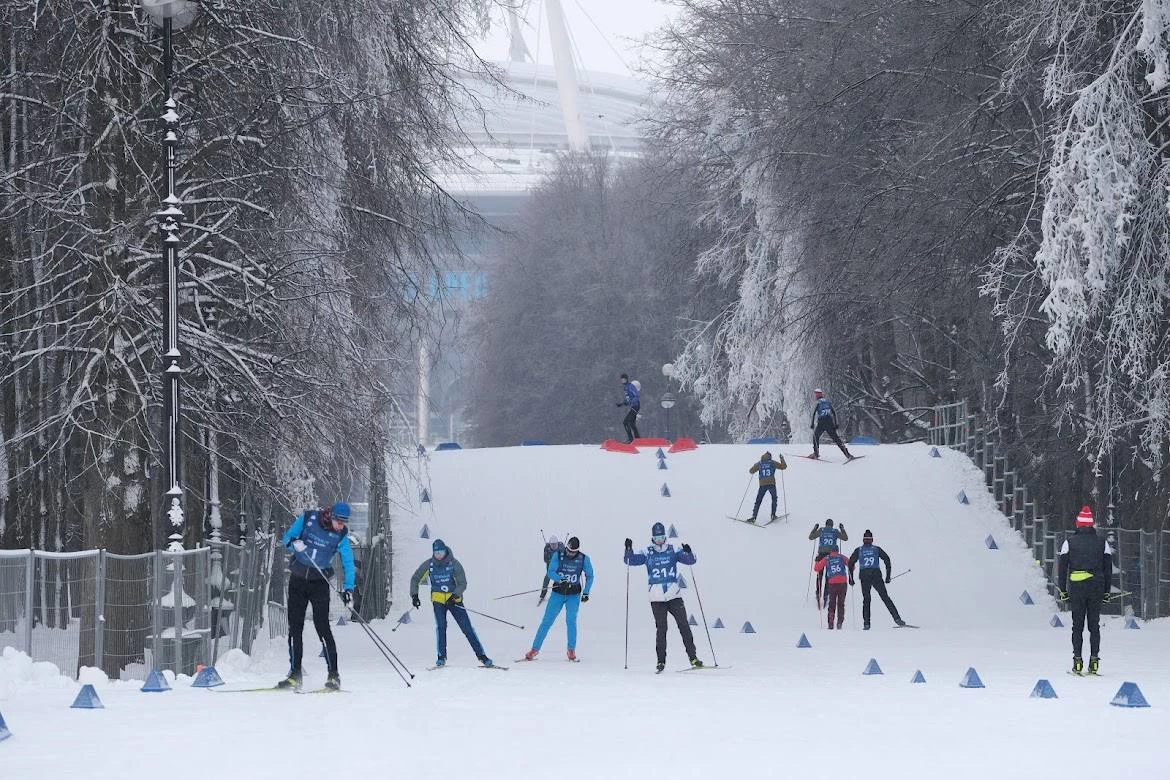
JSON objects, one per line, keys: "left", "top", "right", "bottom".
{"left": 523, "top": 536, "right": 594, "bottom": 662}
{"left": 624, "top": 522, "right": 705, "bottom": 672}
{"left": 410, "top": 539, "right": 494, "bottom": 668}
{"left": 616, "top": 373, "right": 641, "bottom": 442}
{"left": 277, "top": 502, "right": 356, "bottom": 690}
{"left": 809, "top": 389, "right": 854, "bottom": 460}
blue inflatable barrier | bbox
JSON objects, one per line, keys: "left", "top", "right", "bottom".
{"left": 747, "top": 437, "right": 779, "bottom": 445}
{"left": 435, "top": 442, "right": 462, "bottom": 451}
{"left": 849, "top": 436, "right": 879, "bottom": 445}
{"left": 521, "top": 440, "right": 547, "bottom": 446}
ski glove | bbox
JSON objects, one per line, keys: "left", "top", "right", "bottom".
{"left": 290, "top": 540, "right": 307, "bottom": 553}
{"left": 884, "top": 575, "right": 891, "bottom": 584}
{"left": 849, "top": 577, "right": 855, "bottom": 586}
{"left": 448, "top": 594, "right": 462, "bottom": 605}
{"left": 341, "top": 590, "right": 353, "bottom": 605}
{"left": 624, "top": 538, "right": 633, "bottom": 550}
{"left": 581, "top": 594, "right": 589, "bottom": 603}
{"left": 681, "top": 543, "right": 692, "bottom": 555}
{"left": 411, "top": 594, "right": 421, "bottom": 609}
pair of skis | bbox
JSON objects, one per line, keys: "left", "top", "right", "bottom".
{"left": 213, "top": 685, "right": 346, "bottom": 694}
{"left": 799, "top": 454, "right": 866, "bottom": 465}
{"left": 727, "top": 514, "right": 788, "bottom": 527}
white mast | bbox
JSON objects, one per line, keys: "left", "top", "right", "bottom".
{"left": 543, "top": 0, "right": 589, "bottom": 152}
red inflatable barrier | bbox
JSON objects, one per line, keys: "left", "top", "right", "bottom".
{"left": 631, "top": 437, "right": 671, "bottom": 447}
{"left": 668, "top": 437, "right": 699, "bottom": 453}
{"left": 601, "top": 439, "right": 639, "bottom": 454}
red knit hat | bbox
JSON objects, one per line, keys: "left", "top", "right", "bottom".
{"left": 1075, "top": 506, "right": 1094, "bottom": 528}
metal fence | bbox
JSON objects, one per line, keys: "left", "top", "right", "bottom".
{"left": 0, "top": 534, "right": 278, "bottom": 679}
{"left": 929, "top": 400, "right": 1170, "bottom": 619}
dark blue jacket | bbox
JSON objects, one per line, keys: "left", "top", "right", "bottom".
{"left": 282, "top": 511, "right": 356, "bottom": 590}
{"left": 622, "top": 381, "right": 641, "bottom": 411}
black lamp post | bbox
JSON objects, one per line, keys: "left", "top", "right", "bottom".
{"left": 143, "top": 0, "right": 200, "bottom": 551}
{"left": 660, "top": 362, "right": 677, "bottom": 440}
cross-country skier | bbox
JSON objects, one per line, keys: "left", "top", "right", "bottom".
{"left": 538, "top": 535, "right": 565, "bottom": 605}
{"left": 809, "top": 519, "right": 848, "bottom": 604}
{"left": 747, "top": 451, "right": 787, "bottom": 523}
{"left": 616, "top": 373, "right": 641, "bottom": 442}
{"left": 848, "top": 530, "right": 907, "bottom": 629}
{"left": 813, "top": 548, "right": 850, "bottom": 629}
{"left": 624, "top": 522, "right": 706, "bottom": 672}
{"left": 523, "top": 536, "right": 594, "bottom": 661}
{"left": 409, "top": 539, "right": 494, "bottom": 668}
{"left": 1057, "top": 506, "right": 1113, "bottom": 675}
{"left": 277, "top": 502, "right": 355, "bottom": 690}
{"left": 809, "top": 389, "right": 854, "bottom": 460}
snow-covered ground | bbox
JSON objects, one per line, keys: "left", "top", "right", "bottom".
{"left": 1, "top": 443, "right": 1165, "bottom": 778}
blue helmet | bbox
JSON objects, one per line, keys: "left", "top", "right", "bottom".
{"left": 332, "top": 501, "right": 352, "bottom": 520}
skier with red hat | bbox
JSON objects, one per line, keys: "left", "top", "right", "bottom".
{"left": 808, "top": 389, "right": 854, "bottom": 460}
{"left": 1058, "top": 506, "right": 1113, "bottom": 675}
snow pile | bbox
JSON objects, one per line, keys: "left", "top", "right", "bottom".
{"left": 0, "top": 647, "right": 74, "bottom": 699}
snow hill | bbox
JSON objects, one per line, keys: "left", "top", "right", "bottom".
{"left": 0, "top": 442, "right": 1166, "bottom": 779}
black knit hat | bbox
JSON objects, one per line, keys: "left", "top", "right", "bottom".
{"left": 567, "top": 536, "right": 580, "bottom": 550}
{"left": 863, "top": 529, "right": 874, "bottom": 542}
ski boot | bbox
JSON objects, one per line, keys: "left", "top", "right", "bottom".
{"left": 478, "top": 655, "right": 494, "bottom": 668}
{"left": 566, "top": 649, "right": 577, "bottom": 662}
{"left": 275, "top": 668, "right": 303, "bottom": 690}
{"left": 690, "top": 658, "right": 704, "bottom": 669}
{"left": 746, "top": 516, "right": 757, "bottom": 524}
{"left": 655, "top": 662, "right": 665, "bottom": 673}
{"left": 1071, "top": 657, "right": 1084, "bottom": 675}
{"left": 826, "top": 623, "right": 834, "bottom": 630}
{"left": 895, "top": 619, "right": 907, "bottom": 627}
{"left": 808, "top": 453, "right": 819, "bottom": 459}
{"left": 523, "top": 649, "right": 539, "bottom": 661}
{"left": 1087, "top": 657, "right": 1100, "bottom": 676}
{"left": 836, "top": 620, "right": 844, "bottom": 630}
{"left": 770, "top": 515, "right": 778, "bottom": 522}
{"left": 434, "top": 657, "right": 446, "bottom": 668}
{"left": 324, "top": 673, "right": 341, "bottom": 691}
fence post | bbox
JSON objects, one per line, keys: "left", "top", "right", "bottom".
{"left": 151, "top": 550, "right": 163, "bottom": 671}
{"left": 94, "top": 549, "right": 106, "bottom": 674}
{"left": 23, "top": 551, "right": 34, "bottom": 656}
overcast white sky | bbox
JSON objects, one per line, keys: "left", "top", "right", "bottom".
{"left": 475, "top": 0, "right": 678, "bottom": 78}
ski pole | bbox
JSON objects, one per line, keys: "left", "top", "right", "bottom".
{"left": 686, "top": 563, "right": 718, "bottom": 668}
{"left": 493, "top": 588, "right": 543, "bottom": 601}
{"left": 449, "top": 602, "right": 525, "bottom": 630}
{"left": 302, "top": 554, "right": 413, "bottom": 685}
{"left": 805, "top": 539, "right": 818, "bottom": 602}
{"left": 890, "top": 569, "right": 911, "bottom": 581}
{"left": 623, "top": 555, "right": 631, "bottom": 670}
{"left": 734, "top": 475, "right": 753, "bottom": 520}
{"left": 779, "top": 466, "right": 789, "bottom": 520}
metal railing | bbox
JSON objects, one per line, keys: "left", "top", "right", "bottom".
{"left": 0, "top": 535, "right": 278, "bottom": 679}
{"left": 929, "top": 400, "right": 1170, "bottom": 619}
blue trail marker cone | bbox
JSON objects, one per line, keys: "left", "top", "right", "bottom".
{"left": 985, "top": 535, "right": 998, "bottom": 550}
{"left": 141, "top": 669, "right": 171, "bottom": 692}
{"left": 336, "top": 615, "right": 347, "bottom": 626}
{"left": 1110, "top": 682, "right": 1150, "bottom": 708}
{"left": 1030, "top": 679, "right": 1057, "bottom": 699}
{"left": 72, "top": 684, "right": 104, "bottom": 709}
{"left": 712, "top": 618, "right": 725, "bottom": 629}
{"left": 957, "top": 490, "right": 969, "bottom": 505}
{"left": 1019, "top": 590, "right": 1034, "bottom": 605}
{"left": 1125, "top": 617, "right": 1141, "bottom": 629}
{"left": 655, "top": 448, "right": 666, "bottom": 459}
{"left": 660, "top": 483, "right": 671, "bottom": 497}
{"left": 191, "top": 667, "right": 225, "bottom": 688}
{"left": 929, "top": 447, "right": 941, "bottom": 458}
{"left": 0, "top": 709, "right": 11, "bottom": 740}
{"left": 1050, "top": 614, "right": 1064, "bottom": 627}
{"left": 959, "top": 667, "right": 985, "bottom": 688}
{"left": 910, "top": 670, "right": 926, "bottom": 684}
{"left": 658, "top": 459, "right": 668, "bottom": 470}
{"left": 419, "top": 523, "right": 430, "bottom": 539}
{"left": 863, "top": 658, "right": 882, "bottom": 675}
{"left": 420, "top": 488, "right": 430, "bottom": 503}
{"left": 668, "top": 524, "right": 679, "bottom": 538}
{"left": 678, "top": 574, "right": 688, "bottom": 589}
{"left": 797, "top": 633, "right": 811, "bottom": 648}
{"left": 741, "top": 621, "right": 756, "bottom": 634}
{"left": 688, "top": 614, "right": 698, "bottom": 626}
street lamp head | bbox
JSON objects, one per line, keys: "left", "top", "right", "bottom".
{"left": 662, "top": 363, "right": 674, "bottom": 378}
{"left": 660, "top": 392, "right": 677, "bottom": 410}
{"left": 142, "top": 0, "right": 200, "bottom": 29}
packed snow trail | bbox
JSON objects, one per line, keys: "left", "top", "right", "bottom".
{"left": 0, "top": 443, "right": 1165, "bottom": 779}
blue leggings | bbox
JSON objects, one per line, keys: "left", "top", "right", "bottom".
{"left": 433, "top": 601, "right": 487, "bottom": 661}
{"left": 531, "top": 592, "right": 581, "bottom": 651}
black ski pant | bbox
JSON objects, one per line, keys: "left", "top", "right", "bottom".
{"left": 287, "top": 574, "right": 337, "bottom": 675}
{"left": 752, "top": 484, "right": 777, "bottom": 518}
{"left": 651, "top": 597, "right": 697, "bottom": 665}
{"left": 1069, "top": 579, "right": 1104, "bottom": 659}
{"left": 623, "top": 408, "right": 641, "bottom": 442}
{"left": 813, "top": 420, "right": 849, "bottom": 457}
{"left": 860, "top": 569, "right": 902, "bottom": 625}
